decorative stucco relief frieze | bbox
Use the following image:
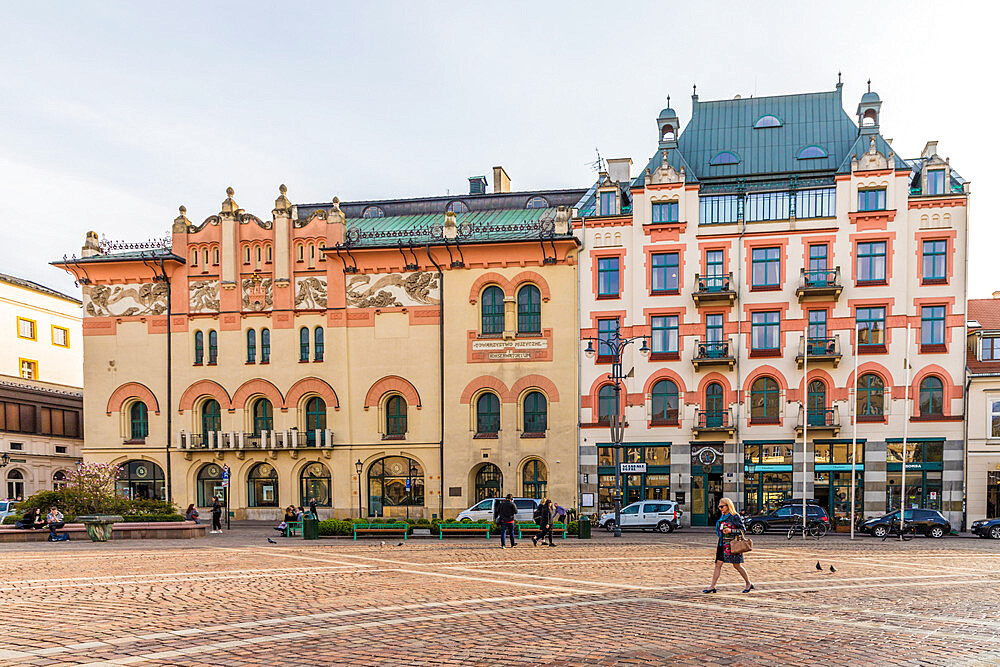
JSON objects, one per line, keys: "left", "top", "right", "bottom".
{"left": 242, "top": 277, "right": 273, "bottom": 312}
{"left": 189, "top": 280, "right": 220, "bottom": 313}
{"left": 83, "top": 283, "right": 168, "bottom": 317}
{"left": 294, "top": 276, "right": 328, "bottom": 310}
{"left": 345, "top": 272, "right": 440, "bottom": 308}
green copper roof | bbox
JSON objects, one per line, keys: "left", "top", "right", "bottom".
{"left": 343, "top": 207, "right": 569, "bottom": 247}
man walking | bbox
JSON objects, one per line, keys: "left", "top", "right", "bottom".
{"left": 211, "top": 497, "right": 223, "bottom": 534}
{"left": 495, "top": 494, "right": 517, "bottom": 548}
{"left": 533, "top": 499, "right": 556, "bottom": 547}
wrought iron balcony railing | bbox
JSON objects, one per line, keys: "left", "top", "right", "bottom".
{"left": 178, "top": 429, "right": 334, "bottom": 450}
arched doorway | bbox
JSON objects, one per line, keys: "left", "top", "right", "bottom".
{"left": 474, "top": 464, "right": 502, "bottom": 502}
{"left": 367, "top": 456, "right": 424, "bottom": 517}
{"left": 116, "top": 460, "right": 165, "bottom": 500}
{"left": 197, "top": 463, "right": 226, "bottom": 507}
{"left": 300, "top": 462, "right": 331, "bottom": 506}
{"left": 522, "top": 459, "right": 547, "bottom": 499}
{"left": 247, "top": 463, "right": 278, "bottom": 507}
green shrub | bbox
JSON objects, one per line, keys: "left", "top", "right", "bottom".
{"left": 9, "top": 489, "right": 176, "bottom": 522}
{"left": 568, "top": 520, "right": 579, "bottom": 536}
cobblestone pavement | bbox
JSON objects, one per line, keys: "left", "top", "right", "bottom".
{"left": 1, "top": 529, "right": 999, "bottom": 666}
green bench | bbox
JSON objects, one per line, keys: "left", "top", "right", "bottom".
{"left": 284, "top": 521, "right": 302, "bottom": 537}
{"left": 516, "top": 523, "right": 568, "bottom": 539}
{"left": 353, "top": 522, "right": 409, "bottom": 540}
{"left": 438, "top": 522, "right": 491, "bottom": 540}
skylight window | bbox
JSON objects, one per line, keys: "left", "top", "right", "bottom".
{"left": 753, "top": 115, "right": 782, "bottom": 129}
{"left": 710, "top": 151, "right": 740, "bottom": 166}
{"left": 797, "top": 145, "right": 828, "bottom": 160}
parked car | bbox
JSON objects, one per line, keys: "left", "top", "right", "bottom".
{"left": 455, "top": 497, "right": 539, "bottom": 523}
{"left": 859, "top": 509, "right": 951, "bottom": 538}
{"left": 745, "top": 503, "right": 830, "bottom": 535}
{"left": 0, "top": 500, "right": 18, "bottom": 521}
{"left": 598, "top": 500, "right": 682, "bottom": 533}
{"left": 970, "top": 517, "right": 1000, "bottom": 539}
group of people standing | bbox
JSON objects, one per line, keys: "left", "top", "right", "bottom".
{"left": 492, "top": 495, "right": 566, "bottom": 548}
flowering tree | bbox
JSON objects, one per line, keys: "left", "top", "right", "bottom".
{"left": 65, "top": 463, "right": 122, "bottom": 515}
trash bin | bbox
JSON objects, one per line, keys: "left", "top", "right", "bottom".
{"left": 578, "top": 515, "right": 591, "bottom": 539}
{"left": 302, "top": 515, "right": 319, "bottom": 540}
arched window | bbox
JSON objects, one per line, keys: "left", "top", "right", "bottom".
{"left": 314, "top": 327, "right": 324, "bottom": 361}
{"left": 203, "top": 248, "right": 209, "bottom": 266}
{"left": 651, "top": 379, "right": 679, "bottom": 425}
{"left": 247, "top": 463, "right": 278, "bottom": 507}
{"left": 300, "top": 462, "right": 331, "bottom": 507}
{"left": 598, "top": 385, "right": 619, "bottom": 424}
{"left": 116, "top": 460, "right": 165, "bottom": 500}
{"left": 516, "top": 285, "right": 541, "bottom": 334}
{"left": 52, "top": 470, "right": 68, "bottom": 490}
{"left": 523, "top": 391, "right": 547, "bottom": 434}
{"left": 807, "top": 379, "right": 827, "bottom": 426}
{"left": 362, "top": 206, "right": 385, "bottom": 218}
{"left": 243, "top": 246, "right": 251, "bottom": 264}
{"left": 255, "top": 246, "right": 262, "bottom": 265}
{"left": 710, "top": 151, "right": 740, "bottom": 166}
{"left": 296, "top": 244, "right": 304, "bottom": 262}
{"left": 754, "top": 115, "right": 782, "bottom": 129}
{"left": 661, "top": 124, "right": 675, "bottom": 141}
{"left": 213, "top": 247, "right": 220, "bottom": 265}
{"left": 129, "top": 401, "right": 149, "bottom": 441}
{"left": 705, "top": 382, "right": 724, "bottom": 427}
{"left": 194, "top": 330, "right": 204, "bottom": 365}
{"left": 191, "top": 249, "right": 198, "bottom": 265}
{"left": 525, "top": 196, "right": 549, "bottom": 209}
{"left": 797, "top": 145, "right": 828, "bottom": 160}
{"left": 266, "top": 245, "right": 272, "bottom": 263}
{"left": 201, "top": 399, "right": 221, "bottom": 438}
{"left": 252, "top": 398, "right": 273, "bottom": 434}
{"left": 208, "top": 330, "right": 218, "bottom": 364}
{"left": 305, "top": 397, "right": 326, "bottom": 446}
{"left": 197, "top": 463, "right": 225, "bottom": 506}
{"left": 474, "top": 463, "right": 503, "bottom": 502}
{"left": 6, "top": 469, "right": 24, "bottom": 499}
{"left": 481, "top": 286, "right": 504, "bottom": 335}
{"left": 919, "top": 376, "right": 944, "bottom": 416}
{"left": 367, "top": 456, "right": 424, "bottom": 516}
{"left": 476, "top": 392, "right": 501, "bottom": 435}
{"left": 385, "top": 395, "right": 407, "bottom": 438}
{"left": 446, "top": 200, "right": 469, "bottom": 214}
{"left": 862, "top": 109, "right": 877, "bottom": 126}
{"left": 299, "top": 327, "right": 310, "bottom": 362}
{"left": 260, "top": 328, "right": 270, "bottom": 363}
{"left": 522, "top": 459, "right": 547, "bottom": 499}
{"left": 750, "top": 377, "right": 780, "bottom": 423}
{"left": 857, "top": 373, "right": 885, "bottom": 417}
{"left": 246, "top": 329, "right": 256, "bottom": 363}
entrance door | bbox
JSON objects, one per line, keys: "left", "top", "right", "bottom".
{"left": 691, "top": 475, "right": 707, "bottom": 526}
{"left": 690, "top": 470, "right": 724, "bottom": 526}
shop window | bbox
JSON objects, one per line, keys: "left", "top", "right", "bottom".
{"left": 474, "top": 464, "right": 503, "bottom": 502}
{"left": 248, "top": 463, "right": 278, "bottom": 508}
{"left": 300, "top": 462, "right": 331, "bottom": 507}
{"left": 522, "top": 459, "right": 547, "bottom": 499}
{"left": 367, "top": 456, "right": 424, "bottom": 516}
{"left": 197, "top": 463, "right": 225, "bottom": 507}
{"left": 116, "top": 460, "right": 165, "bottom": 500}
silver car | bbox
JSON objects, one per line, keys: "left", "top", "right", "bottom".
{"left": 599, "top": 500, "right": 682, "bottom": 533}
{"left": 455, "top": 497, "right": 539, "bottom": 522}
{"left": 0, "top": 500, "right": 19, "bottom": 522}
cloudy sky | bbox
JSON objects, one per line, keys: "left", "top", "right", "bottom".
{"left": 2, "top": 1, "right": 997, "bottom": 297}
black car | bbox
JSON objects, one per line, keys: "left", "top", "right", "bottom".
{"left": 970, "top": 517, "right": 1000, "bottom": 539}
{"left": 860, "top": 509, "right": 950, "bottom": 538}
{"left": 745, "top": 503, "right": 830, "bottom": 535}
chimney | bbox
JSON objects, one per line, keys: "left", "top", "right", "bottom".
{"left": 493, "top": 166, "right": 510, "bottom": 194}
{"left": 443, "top": 211, "right": 458, "bottom": 239}
{"left": 607, "top": 158, "right": 632, "bottom": 184}
{"left": 468, "top": 176, "right": 487, "bottom": 195}
{"left": 81, "top": 231, "right": 101, "bottom": 258}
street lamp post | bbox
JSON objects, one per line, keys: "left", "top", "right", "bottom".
{"left": 584, "top": 330, "right": 650, "bottom": 538}
{"left": 355, "top": 459, "right": 363, "bottom": 519}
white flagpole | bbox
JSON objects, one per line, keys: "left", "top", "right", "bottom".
{"left": 802, "top": 324, "right": 808, "bottom": 537}
{"left": 851, "top": 329, "right": 858, "bottom": 540}
{"left": 900, "top": 324, "right": 912, "bottom": 540}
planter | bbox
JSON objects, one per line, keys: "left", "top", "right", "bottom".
{"left": 76, "top": 515, "right": 124, "bottom": 542}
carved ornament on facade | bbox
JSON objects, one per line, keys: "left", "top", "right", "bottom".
{"left": 294, "top": 276, "right": 328, "bottom": 310}
{"left": 345, "top": 272, "right": 441, "bottom": 308}
{"left": 83, "top": 283, "right": 168, "bottom": 317}
{"left": 189, "top": 279, "right": 220, "bottom": 313}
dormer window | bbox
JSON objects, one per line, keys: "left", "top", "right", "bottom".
{"left": 927, "top": 170, "right": 945, "bottom": 195}
{"left": 446, "top": 200, "right": 469, "bottom": 214}
{"left": 599, "top": 191, "right": 618, "bottom": 216}
{"left": 797, "top": 145, "right": 828, "bottom": 160}
{"left": 710, "top": 151, "right": 740, "bottom": 166}
{"left": 362, "top": 206, "right": 385, "bottom": 218}
{"left": 526, "top": 196, "right": 549, "bottom": 209}
{"left": 753, "top": 115, "right": 782, "bottom": 129}
{"left": 983, "top": 337, "right": 1000, "bottom": 361}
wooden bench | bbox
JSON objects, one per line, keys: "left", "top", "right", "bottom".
{"left": 437, "top": 523, "right": 491, "bottom": 540}
{"left": 516, "top": 523, "right": 568, "bottom": 539}
{"left": 352, "top": 522, "right": 409, "bottom": 541}
{"left": 284, "top": 521, "right": 302, "bottom": 537}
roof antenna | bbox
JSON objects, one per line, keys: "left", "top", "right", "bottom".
{"left": 587, "top": 148, "right": 606, "bottom": 174}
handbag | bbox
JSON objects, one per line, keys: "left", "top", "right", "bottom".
{"left": 729, "top": 531, "right": 753, "bottom": 555}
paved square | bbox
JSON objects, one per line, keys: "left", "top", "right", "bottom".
{"left": 1, "top": 530, "right": 999, "bottom": 665}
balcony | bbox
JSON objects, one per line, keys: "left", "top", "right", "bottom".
{"left": 692, "top": 409, "right": 735, "bottom": 437}
{"left": 795, "top": 406, "right": 841, "bottom": 436}
{"left": 178, "top": 429, "right": 334, "bottom": 457}
{"left": 692, "top": 272, "right": 736, "bottom": 306}
{"left": 692, "top": 337, "right": 736, "bottom": 370}
{"left": 795, "top": 335, "right": 842, "bottom": 368}
{"left": 795, "top": 268, "right": 843, "bottom": 301}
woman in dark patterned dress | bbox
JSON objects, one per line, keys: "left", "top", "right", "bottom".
{"left": 703, "top": 497, "right": 753, "bottom": 593}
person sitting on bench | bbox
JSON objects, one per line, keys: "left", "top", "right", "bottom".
{"left": 45, "top": 506, "right": 65, "bottom": 537}
{"left": 16, "top": 508, "right": 45, "bottom": 530}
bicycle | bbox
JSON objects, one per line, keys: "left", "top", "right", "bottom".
{"left": 786, "top": 520, "right": 829, "bottom": 539}
{"left": 878, "top": 521, "right": 915, "bottom": 541}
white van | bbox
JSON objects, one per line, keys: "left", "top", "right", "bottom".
{"left": 598, "top": 500, "right": 682, "bottom": 533}
{"left": 455, "top": 497, "right": 539, "bottom": 522}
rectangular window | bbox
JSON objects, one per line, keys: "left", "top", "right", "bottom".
{"left": 983, "top": 338, "right": 1000, "bottom": 361}
{"left": 10, "top": 442, "right": 23, "bottom": 450}
{"left": 597, "top": 257, "right": 620, "bottom": 297}
{"left": 599, "top": 191, "right": 617, "bottom": 216}
{"left": 51, "top": 326, "right": 69, "bottom": 347}
{"left": 856, "top": 307, "right": 886, "bottom": 347}
{"left": 56, "top": 445, "right": 67, "bottom": 454}
{"left": 651, "top": 315, "right": 679, "bottom": 354}
{"left": 699, "top": 195, "right": 738, "bottom": 224}
{"left": 857, "top": 189, "right": 886, "bottom": 212}
{"left": 751, "top": 247, "right": 781, "bottom": 288}
{"left": 927, "top": 170, "right": 945, "bottom": 195}
{"left": 991, "top": 400, "right": 1000, "bottom": 438}
{"left": 19, "top": 359, "right": 37, "bottom": 380}
{"left": 705, "top": 314, "right": 724, "bottom": 344}
{"left": 796, "top": 188, "right": 836, "bottom": 219}
{"left": 808, "top": 310, "right": 827, "bottom": 340}
{"left": 857, "top": 241, "right": 887, "bottom": 283}
{"left": 808, "top": 245, "right": 828, "bottom": 272}
{"left": 921, "top": 305, "right": 946, "bottom": 347}
{"left": 922, "top": 240, "right": 946, "bottom": 282}
{"left": 650, "top": 253, "right": 679, "bottom": 293}
{"left": 17, "top": 317, "right": 36, "bottom": 340}
{"left": 597, "top": 318, "right": 619, "bottom": 358}
{"left": 745, "top": 191, "right": 790, "bottom": 222}
{"left": 651, "top": 202, "right": 678, "bottom": 223}
{"left": 751, "top": 311, "right": 780, "bottom": 350}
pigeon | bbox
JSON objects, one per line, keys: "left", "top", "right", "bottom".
{"left": 396, "top": 542, "right": 404, "bottom": 547}
{"left": 380, "top": 541, "right": 386, "bottom": 547}
{"left": 816, "top": 561, "right": 822, "bottom": 571}
{"left": 267, "top": 538, "right": 277, "bottom": 544}
{"left": 829, "top": 565, "right": 836, "bottom": 573}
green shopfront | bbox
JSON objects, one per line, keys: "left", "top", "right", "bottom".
{"left": 813, "top": 439, "right": 864, "bottom": 531}
{"left": 743, "top": 442, "right": 794, "bottom": 515}
{"left": 690, "top": 444, "right": 724, "bottom": 526}
{"left": 597, "top": 444, "right": 670, "bottom": 513}
{"left": 886, "top": 439, "right": 943, "bottom": 511}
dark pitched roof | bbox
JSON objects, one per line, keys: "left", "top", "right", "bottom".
{"left": 0, "top": 272, "right": 81, "bottom": 304}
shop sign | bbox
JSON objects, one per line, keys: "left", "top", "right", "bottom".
{"left": 620, "top": 463, "right": 647, "bottom": 473}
